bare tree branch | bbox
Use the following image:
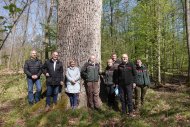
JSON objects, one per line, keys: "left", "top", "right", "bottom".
{"left": 0, "top": 0, "right": 35, "bottom": 50}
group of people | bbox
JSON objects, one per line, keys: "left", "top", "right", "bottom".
{"left": 103, "top": 53, "right": 151, "bottom": 117}
{"left": 24, "top": 50, "right": 150, "bottom": 117}
{"left": 24, "top": 51, "right": 64, "bottom": 111}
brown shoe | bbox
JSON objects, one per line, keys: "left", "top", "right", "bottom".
{"left": 53, "top": 103, "right": 57, "bottom": 109}
{"left": 128, "top": 113, "right": 136, "bottom": 117}
{"left": 45, "top": 105, "right": 50, "bottom": 112}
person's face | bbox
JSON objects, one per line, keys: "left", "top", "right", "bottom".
{"left": 122, "top": 54, "right": 128, "bottom": 63}
{"left": 107, "top": 60, "right": 113, "bottom": 67}
{"left": 136, "top": 60, "right": 142, "bottom": 67}
{"left": 112, "top": 54, "right": 117, "bottom": 61}
{"left": 90, "top": 55, "right": 96, "bottom": 63}
{"left": 31, "top": 51, "right": 37, "bottom": 59}
{"left": 70, "top": 61, "right": 75, "bottom": 67}
{"left": 52, "top": 52, "right": 58, "bottom": 60}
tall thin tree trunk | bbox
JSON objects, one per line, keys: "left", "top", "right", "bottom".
{"left": 44, "top": 0, "right": 54, "bottom": 60}
{"left": 57, "top": 0, "right": 102, "bottom": 108}
{"left": 185, "top": 0, "right": 190, "bottom": 83}
{"left": 110, "top": 0, "right": 114, "bottom": 52}
{"left": 157, "top": 0, "right": 161, "bottom": 85}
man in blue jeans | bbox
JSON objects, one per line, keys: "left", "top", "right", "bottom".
{"left": 43, "top": 52, "right": 64, "bottom": 112}
{"left": 24, "top": 50, "right": 42, "bottom": 105}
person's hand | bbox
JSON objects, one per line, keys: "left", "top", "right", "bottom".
{"left": 32, "top": 75, "right": 38, "bottom": 79}
{"left": 46, "top": 73, "right": 50, "bottom": 77}
{"left": 60, "top": 81, "right": 64, "bottom": 86}
{"left": 133, "top": 83, "right": 136, "bottom": 88}
{"left": 71, "top": 80, "right": 76, "bottom": 85}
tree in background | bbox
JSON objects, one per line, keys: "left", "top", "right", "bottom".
{"left": 185, "top": 0, "right": 190, "bottom": 83}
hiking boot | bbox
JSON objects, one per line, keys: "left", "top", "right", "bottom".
{"left": 45, "top": 105, "right": 50, "bottom": 112}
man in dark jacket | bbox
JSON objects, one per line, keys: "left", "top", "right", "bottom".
{"left": 134, "top": 59, "right": 150, "bottom": 111}
{"left": 111, "top": 53, "right": 121, "bottom": 68}
{"left": 24, "top": 50, "right": 42, "bottom": 105}
{"left": 81, "top": 55, "right": 101, "bottom": 109}
{"left": 111, "top": 53, "right": 121, "bottom": 84}
{"left": 43, "top": 52, "right": 64, "bottom": 111}
{"left": 117, "top": 54, "right": 136, "bottom": 117}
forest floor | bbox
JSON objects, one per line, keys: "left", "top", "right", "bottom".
{"left": 0, "top": 73, "right": 190, "bottom": 127}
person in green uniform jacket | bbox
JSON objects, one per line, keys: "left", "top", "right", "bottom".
{"left": 134, "top": 59, "right": 151, "bottom": 111}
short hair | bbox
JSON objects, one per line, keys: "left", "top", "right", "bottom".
{"left": 111, "top": 53, "right": 117, "bottom": 56}
{"left": 107, "top": 59, "right": 113, "bottom": 62}
{"left": 69, "top": 60, "right": 75, "bottom": 65}
{"left": 52, "top": 51, "right": 58, "bottom": 55}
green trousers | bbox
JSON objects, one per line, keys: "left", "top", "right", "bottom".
{"left": 134, "top": 85, "right": 148, "bottom": 109}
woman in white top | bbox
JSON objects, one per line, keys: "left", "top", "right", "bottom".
{"left": 65, "top": 60, "right": 80, "bottom": 109}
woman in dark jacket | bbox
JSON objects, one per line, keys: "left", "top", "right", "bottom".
{"left": 103, "top": 59, "right": 118, "bottom": 108}
{"left": 134, "top": 59, "right": 151, "bottom": 111}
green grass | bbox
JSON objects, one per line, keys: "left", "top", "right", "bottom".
{"left": 1, "top": 74, "right": 190, "bottom": 126}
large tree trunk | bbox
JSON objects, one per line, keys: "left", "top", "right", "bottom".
{"left": 185, "top": 0, "right": 190, "bottom": 83}
{"left": 57, "top": 0, "right": 102, "bottom": 108}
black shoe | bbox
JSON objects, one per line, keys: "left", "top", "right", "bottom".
{"left": 29, "top": 102, "right": 34, "bottom": 106}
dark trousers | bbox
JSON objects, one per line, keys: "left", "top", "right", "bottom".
{"left": 67, "top": 93, "right": 78, "bottom": 108}
{"left": 106, "top": 85, "right": 116, "bottom": 106}
{"left": 120, "top": 84, "right": 133, "bottom": 113}
{"left": 134, "top": 85, "right": 148, "bottom": 109}
{"left": 46, "top": 85, "right": 59, "bottom": 106}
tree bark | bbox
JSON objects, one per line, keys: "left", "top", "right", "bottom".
{"left": 57, "top": 0, "right": 102, "bottom": 108}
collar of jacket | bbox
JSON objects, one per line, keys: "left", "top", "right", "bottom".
{"left": 30, "top": 57, "right": 38, "bottom": 61}
{"left": 88, "top": 62, "right": 98, "bottom": 66}
{"left": 50, "top": 59, "right": 59, "bottom": 63}
{"left": 106, "top": 66, "right": 115, "bottom": 71}
{"left": 136, "top": 65, "right": 145, "bottom": 69}
{"left": 121, "top": 61, "right": 129, "bottom": 65}
{"left": 69, "top": 66, "right": 76, "bottom": 70}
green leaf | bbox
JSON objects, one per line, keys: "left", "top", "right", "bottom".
{"left": 0, "top": 16, "right": 4, "bottom": 19}
{"left": 3, "top": 5, "right": 10, "bottom": 10}
{"left": 3, "top": 3, "right": 22, "bottom": 15}
{"left": 16, "top": 8, "right": 22, "bottom": 13}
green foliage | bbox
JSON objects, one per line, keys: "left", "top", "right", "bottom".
{"left": 101, "top": 0, "right": 187, "bottom": 83}
{"left": 3, "top": 3, "right": 22, "bottom": 16}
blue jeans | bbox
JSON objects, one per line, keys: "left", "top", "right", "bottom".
{"left": 120, "top": 84, "right": 133, "bottom": 113}
{"left": 27, "top": 78, "right": 42, "bottom": 104}
{"left": 46, "top": 85, "right": 59, "bottom": 106}
{"left": 67, "top": 93, "right": 78, "bottom": 108}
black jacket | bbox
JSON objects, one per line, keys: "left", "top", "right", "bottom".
{"left": 24, "top": 58, "right": 42, "bottom": 79}
{"left": 81, "top": 62, "right": 100, "bottom": 82}
{"left": 117, "top": 62, "right": 136, "bottom": 85}
{"left": 43, "top": 59, "right": 64, "bottom": 85}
